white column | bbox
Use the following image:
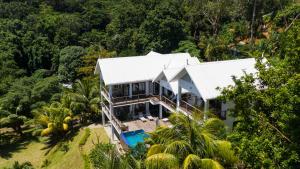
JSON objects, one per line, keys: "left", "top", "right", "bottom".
{"left": 176, "top": 84, "right": 182, "bottom": 111}
{"left": 145, "top": 81, "right": 149, "bottom": 95}
{"left": 129, "top": 83, "right": 133, "bottom": 114}
{"left": 159, "top": 105, "right": 162, "bottom": 119}
{"left": 109, "top": 85, "right": 114, "bottom": 142}
{"left": 129, "top": 83, "right": 133, "bottom": 97}
{"left": 102, "top": 110, "right": 105, "bottom": 125}
{"left": 159, "top": 81, "right": 163, "bottom": 119}
{"left": 204, "top": 100, "right": 209, "bottom": 120}
{"left": 109, "top": 85, "right": 113, "bottom": 117}
{"left": 111, "top": 124, "right": 114, "bottom": 141}
{"left": 146, "top": 102, "right": 150, "bottom": 114}
{"left": 159, "top": 81, "right": 162, "bottom": 100}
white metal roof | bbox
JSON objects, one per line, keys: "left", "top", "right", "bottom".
{"left": 94, "top": 51, "right": 197, "bottom": 85}
{"left": 171, "top": 58, "right": 257, "bottom": 100}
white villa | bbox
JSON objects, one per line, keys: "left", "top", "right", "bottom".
{"left": 94, "top": 51, "right": 257, "bottom": 142}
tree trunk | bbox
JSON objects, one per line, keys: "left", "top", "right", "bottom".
{"left": 250, "top": 0, "right": 257, "bottom": 45}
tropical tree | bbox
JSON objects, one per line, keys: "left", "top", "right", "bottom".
{"left": 0, "top": 111, "right": 26, "bottom": 136}
{"left": 69, "top": 79, "right": 101, "bottom": 123}
{"left": 89, "top": 143, "right": 140, "bottom": 169}
{"left": 34, "top": 101, "right": 73, "bottom": 140}
{"left": 145, "top": 113, "right": 237, "bottom": 169}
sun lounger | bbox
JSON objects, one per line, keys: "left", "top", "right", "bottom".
{"left": 162, "top": 118, "right": 169, "bottom": 122}
{"left": 139, "top": 113, "right": 147, "bottom": 122}
{"left": 147, "top": 115, "right": 154, "bottom": 121}
{"left": 145, "top": 113, "right": 154, "bottom": 121}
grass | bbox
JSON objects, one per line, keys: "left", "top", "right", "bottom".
{"left": 0, "top": 127, "right": 109, "bottom": 169}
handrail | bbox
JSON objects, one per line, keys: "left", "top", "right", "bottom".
{"left": 102, "top": 86, "right": 110, "bottom": 96}
{"left": 161, "top": 95, "right": 176, "bottom": 109}
{"left": 101, "top": 103, "right": 128, "bottom": 132}
{"left": 180, "top": 100, "right": 202, "bottom": 115}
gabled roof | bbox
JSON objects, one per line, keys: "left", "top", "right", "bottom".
{"left": 170, "top": 58, "right": 257, "bottom": 100}
{"left": 94, "top": 51, "right": 197, "bottom": 85}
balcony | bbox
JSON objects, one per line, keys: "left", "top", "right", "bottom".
{"left": 101, "top": 87, "right": 202, "bottom": 117}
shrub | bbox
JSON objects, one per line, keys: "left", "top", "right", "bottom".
{"left": 60, "top": 142, "right": 69, "bottom": 152}
{"left": 79, "top": 128, "right": 91, "bottom": 147}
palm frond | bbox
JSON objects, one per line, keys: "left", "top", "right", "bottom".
{"left": 145, "top": 153, "right": 179, "bottom": 169}
{"left": 182, "top": 154, "right": 202, "bottom": 169}
{"left": 199, "top": 158, "right": 224, "bottom": 169}
{"left": 214, "top": 140, "right": 238, "bottom": 165}
{"left": 164, "top": 140, "right": 192, "bottom": 160}
{"left": 147, "top": 144, "right": 165, "bottom": 157}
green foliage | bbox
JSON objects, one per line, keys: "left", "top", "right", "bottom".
{"left": 220, "top": 16, "right": 300, "bottom": 168}
{"left": 89, "top": 143, "right": 133, "bottom": 169}
{"left": 58, "top": 46, "right": 86, "bottom": 82}
{"left": 69, "top": 79, "right": 101, "bottom": 123}
{"left": 4, "top": 161, "right": 34, "bottom": 169}
{"left": 0, "top": 114, "right": 26, "bottom": 135}
{"left": 34, "top": 101, "right": 73, "bottom": 139}
{"left": 146, "top": 113, "right": 237, "bottom": 168}
{"left": 174, "top": 40, "right": 200, "bottom": 58}
{"left": 79, "top": 128, "right": 91, "bottom": 146}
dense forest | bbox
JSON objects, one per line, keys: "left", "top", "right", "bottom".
{"left": 0, "top": 0, "right": 299, "bottom": 169}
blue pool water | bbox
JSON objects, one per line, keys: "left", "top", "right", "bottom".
{"left": 120, "top": 129, "right": 149, "bottom": 148}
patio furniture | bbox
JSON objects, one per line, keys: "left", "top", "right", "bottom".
{"left": 146, "top": 113, "right": 154, "bottom": 121}
{"left": 162, "top": 118, "right": 169, "bottom": 122}
{"left": 147, "top": 115, "right": 154, "bottom": 121}
{"left": 139, "top": 113, "right": 147, "bottom": 122}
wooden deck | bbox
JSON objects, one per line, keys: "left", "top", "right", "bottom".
{"left": 124, "top": 118, "right": 171, "bottom": 133}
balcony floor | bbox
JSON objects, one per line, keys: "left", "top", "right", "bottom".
{"left": 123, "top": 118, "right": 171, "bottom": 133}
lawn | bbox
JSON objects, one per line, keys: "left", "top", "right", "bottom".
{"left": 0, "top": 127, "right": 109, "bottom": 169}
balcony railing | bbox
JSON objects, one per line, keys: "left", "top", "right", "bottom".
{"left": 160, "top": 95, "right": 176, "bottom": 110}
{"left": 101, "top": 103, "right": 128, "bottom": 133}
{"left": 101, "top": 87, "right": 202, "bottom": 115}
{"left": 179, "top": 100, "right": 203, "bottom": 115}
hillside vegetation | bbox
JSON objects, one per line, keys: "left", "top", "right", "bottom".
{"left": 0, "top": 0, "right": 299, "bottom": 169}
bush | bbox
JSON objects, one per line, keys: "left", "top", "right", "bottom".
{"left": 60, "top": 142, "right": 69, "bottom": 152}
{"left": 6, "top": 161, "right": 34, "bottom": 169}
{"left": 79, "top": 128, "right": 91, "bottom": 147}
{"left": 41, "top": 159, "right": 51, "bottom": 168}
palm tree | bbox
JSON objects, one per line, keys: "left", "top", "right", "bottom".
{"left": 34, "top": 101, "right": 73, "bottom": 140}
{"left": 69, "top": 79, "right": 101, "bottom": 123}
{"left": 89, "top": 143, "right": 141, "bottom": 169}
{"left": 145, "top": 113, "right": 237, "bottom": 169}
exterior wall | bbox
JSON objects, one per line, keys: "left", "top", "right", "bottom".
{"left": 160, "top": 79, "right": 173, "bottom": 92}
{"left": 180, "top": 79, "right": 201, "bottom": 97}
{"left": 221, "top": 101, "right": 235, "bottom": 129}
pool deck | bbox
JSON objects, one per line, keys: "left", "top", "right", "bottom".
{"left": 123, "top": 118, "right": 171, "bottom": 133}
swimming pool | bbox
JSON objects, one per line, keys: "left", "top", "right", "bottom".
{"left": 120, "top": 129, "right": 149, "bottom": 148}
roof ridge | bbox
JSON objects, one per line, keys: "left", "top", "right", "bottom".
{"left": 186, "top": 58, "right": 255, "bottom": 68}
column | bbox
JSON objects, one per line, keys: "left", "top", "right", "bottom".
{"left": 176, "top": 84, "right": 182, "bottom": 111}
{"left": 129, "top": 83, "right": 133, "bottom": 114}
{"left": 145, "top": 81, "right": 149, "bottom": 95}
{"left": 204, "top": 100, "right": 209, "bottom": 120}
{"left": 159, "top": 81, "right": 163, "bottom": 119}
{"left": 109, "top": 85, "right": 113, "bottom": 117}
{"left": 100, "top": 74, "right": 104, "bottom": 125}
{"left": 111, "top": 123, "right": 114, "bottom": 141}
{"left": 102, "top": 110, "right": 105, "bottom": 125}
{"left": 159, "top": 81, "right": 162, "bottom": 100}
{"left": 145, "top": 81, "right": 150, "bottom": 114}
{"left": 109, "top": 85, "right": 114, "bottom": 142}
{"left": 159, "top": 105, "right": 162, "bottom": 119}
{"left": 146, "top": 103, "right": 150, "bottom": 114}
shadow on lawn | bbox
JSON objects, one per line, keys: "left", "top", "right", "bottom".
{"left": 0, "top": 131, "right": 39, "bottom": 159}
{"left": 0, "top": 125, "right": 81, "bottom": 159}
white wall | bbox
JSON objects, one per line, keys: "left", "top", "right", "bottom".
{"left": 180, "top": 79, "right": 201, "bottom": 97}
{"left": 221, "top": 101, "right": 235, "bottom": 130}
